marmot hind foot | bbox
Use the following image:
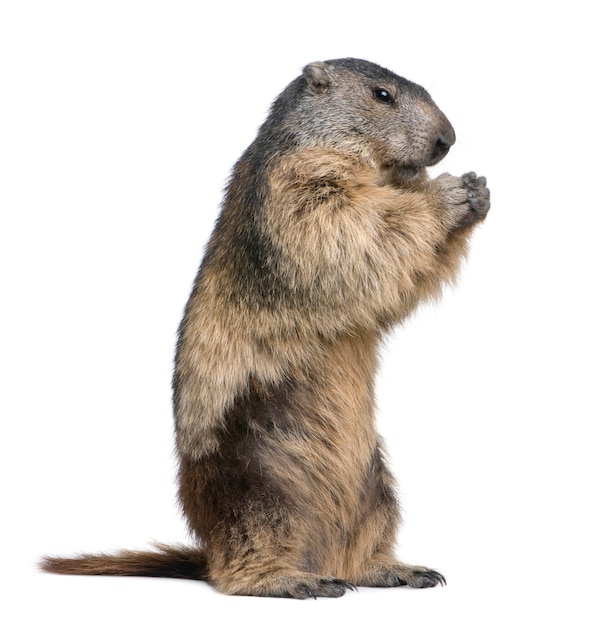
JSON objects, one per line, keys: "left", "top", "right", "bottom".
{"left": 217, "top": 571, "right": 357, "bottom": 599}
{"left": 355, "top": 562, "right": 446, "bottom": 589}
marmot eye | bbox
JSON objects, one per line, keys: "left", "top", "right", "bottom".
{"left": 373, "top": 88, "right": 395, "bottom": 104}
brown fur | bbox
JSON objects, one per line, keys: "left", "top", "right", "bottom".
{"left": 41, "top": 58, "right": 489, "bottom": 598}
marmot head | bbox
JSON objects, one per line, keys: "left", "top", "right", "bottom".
{"left": 269, "top": 58, "right": 455, "bottom": 181}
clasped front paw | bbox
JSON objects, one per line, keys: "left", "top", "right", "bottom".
{"left": 434, "top": 171, "right": 490, "bottom": 229}
{"left": 459, "top": 172, "right": 490, "bottom": 227}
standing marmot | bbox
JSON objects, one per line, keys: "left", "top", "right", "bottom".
{"left": 41, "top": 58, "right": 490, "bottom": 598}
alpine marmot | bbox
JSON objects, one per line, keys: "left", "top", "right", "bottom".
{"left": 41, "top": 58, "right": 490, "bottom": 599}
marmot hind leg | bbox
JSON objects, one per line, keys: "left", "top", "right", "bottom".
{"left": 179, "top": 454, "right": 356, "bottom": 598}
{"left": 201, "top": 503, "right": 358, "bottom": 598}
{"left": 344, "top": 448, "right": 445, "bottom": 590}
{"left": 203, "top": 511, "right": 357, "bottom": 598}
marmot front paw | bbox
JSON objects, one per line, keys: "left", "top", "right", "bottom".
{"left": 459, "top": 171, "right": 490, "bottom": 227}
{"left": 434, "top": 171, "right": 490, "bottom": 229}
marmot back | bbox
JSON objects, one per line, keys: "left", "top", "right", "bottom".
{"left": 41, "top": 58, "right": 490, "bottom": 599}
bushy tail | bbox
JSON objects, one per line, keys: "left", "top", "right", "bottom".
{"left": 39, "top": 543, "right": 208, "bottom": 581}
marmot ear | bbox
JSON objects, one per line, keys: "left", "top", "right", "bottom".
{"left": 303, "top": 62, "right": 332, "bottom": 93}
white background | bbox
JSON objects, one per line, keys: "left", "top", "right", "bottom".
{"left": 2, "top": 1, "right": 606, "bottom": 624}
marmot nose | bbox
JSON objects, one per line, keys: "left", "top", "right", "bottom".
{"left": 432, "top": 124, "right": 456, "bottom": 162}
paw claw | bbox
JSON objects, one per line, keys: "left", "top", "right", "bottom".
{"left": 404, "top": 568, "right": 446, "bottom": 588}
{"left": 290, "top": 577, "right": 356, "bottom": 599}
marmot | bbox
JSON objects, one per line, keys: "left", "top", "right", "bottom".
{"left": 41, "top": 58, "right": 490, "bottom": 599}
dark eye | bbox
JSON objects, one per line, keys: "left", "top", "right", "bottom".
{"left": 373, "top": 88, "right": 395, "bottom": 104}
